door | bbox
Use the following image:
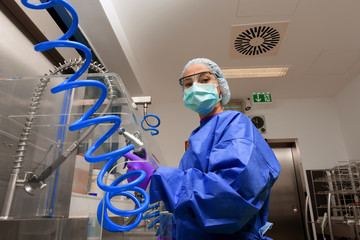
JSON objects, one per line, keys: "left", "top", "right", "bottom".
{"left": 266, "top": 141, "right": 307, "bottom": 240}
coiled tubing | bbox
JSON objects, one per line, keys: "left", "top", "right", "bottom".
{"left": 21, "top": 0, "right": 155, "bottom": 232}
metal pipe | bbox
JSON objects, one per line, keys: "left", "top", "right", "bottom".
{"left": 305, "top": 195, "right": 311, "bottom": 240}
{"left": 327, "top": 192, "right": 334, "bottom": 240}
{"left": 0, "top": 169, "right": 19, "bottom": 219}
{"left": 348, "top": 164, "right": 359, "bottom": 203}
{"left": 352, "top": 205, "right": 360, "bottom": 240}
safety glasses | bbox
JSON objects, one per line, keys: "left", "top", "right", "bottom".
{"left": 179, "top": 71, "right": 218, "bottom": 89}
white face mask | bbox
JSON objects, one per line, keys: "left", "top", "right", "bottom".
{"left": 183, "top": 83, "right": 220, "bottom": 115}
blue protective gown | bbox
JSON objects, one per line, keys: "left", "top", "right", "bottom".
{"left": 150, "top": 110, "right": 281, "bottom": 240}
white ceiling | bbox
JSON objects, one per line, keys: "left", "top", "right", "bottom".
{"left": 59, "top": 0, "right": 360, "bottom": 104}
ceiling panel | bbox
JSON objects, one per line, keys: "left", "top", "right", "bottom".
{"left": 237, "top": 0, "right": 300, "bottom": 17}
{"left": 309, "top": 49, "right": 360, "bottom": 74}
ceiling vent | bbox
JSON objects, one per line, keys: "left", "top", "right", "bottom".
{"left": 230, "top": 22, "right": 288, "bottom": 57}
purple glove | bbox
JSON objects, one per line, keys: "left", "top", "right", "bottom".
{"left": 125, "top": 150, "right": 155, "bottom": 190}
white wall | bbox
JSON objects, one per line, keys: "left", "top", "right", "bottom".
{"left": 249, "top": 98, "right": 348, "bottom": 170}
{"left": 335, "top": 73, "right": 360, "bottom": 161}
{"left": 146, "top": 102, "right": 198, "bottom": 167}
{"left": 151, "top": 97, "right": 349, "bottom": 171}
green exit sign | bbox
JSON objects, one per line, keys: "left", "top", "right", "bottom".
{"left": 253, "top": 93, "right": 272, "bottom": 103}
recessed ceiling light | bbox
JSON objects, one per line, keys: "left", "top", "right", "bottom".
{"left": 222, "top": 66, "right": 290, "bottom": 78}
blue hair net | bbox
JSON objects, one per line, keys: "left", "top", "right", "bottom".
{"left": 180, "top": 58, "right": 231, "bottom": 105}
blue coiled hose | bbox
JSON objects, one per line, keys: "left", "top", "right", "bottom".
{"left": 141, "top": 114, "right": 161, "bottom": 136}
{"left": 21, "top": 0, "right": 155, "bottom": 232}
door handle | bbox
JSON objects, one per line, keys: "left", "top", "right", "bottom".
{"left": 292, "top": 205, "right": 298, "bottom": 213}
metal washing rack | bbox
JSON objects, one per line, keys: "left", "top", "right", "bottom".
{"left": 312, "top": 161, "right": 360, "bottom": 239}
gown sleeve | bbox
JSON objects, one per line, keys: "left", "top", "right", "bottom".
{"left": 150, "top": 112, "right": 281, "bottom": 235}
{"left": 150, "top": 135, "right": 280, "bottom": 234}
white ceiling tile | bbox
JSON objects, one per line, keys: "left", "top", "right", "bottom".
{"left": 237, "top": 0, "right": 300, "bottom": 17}
{"left": 309, "top": 50, "right": 360, "bottom": 74}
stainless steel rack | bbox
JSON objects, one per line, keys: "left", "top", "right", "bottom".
{"left": 307, "top": 161, "right": 360, "bottom": 240}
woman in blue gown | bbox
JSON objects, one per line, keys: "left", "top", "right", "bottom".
{"left": 131, "top": 58, "right": 281, "bottom": 239}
